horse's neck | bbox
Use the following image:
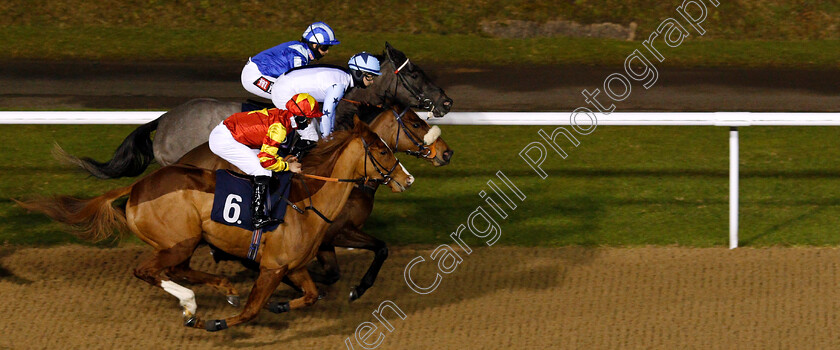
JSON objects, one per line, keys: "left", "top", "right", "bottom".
{"left": 304, "top": 144, "right": 364, "bottom": 224}
{"left": 336, "top": 72, "right": 396, "bottom": 129}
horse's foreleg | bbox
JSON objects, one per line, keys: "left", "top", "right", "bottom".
{"left": 332, "top": 226, "right": 388, "bottom": 302}
{"left": 203, "top": 266, "right": 287, "bottom": 332}
{"left": 266, "top": 268, "right": 319, "bottom": 314}
{"left": 165, "top": 257, "right": 241, "bottom": 307}
{"left": 133, "top": 238, "right": 201, "bottom": 325}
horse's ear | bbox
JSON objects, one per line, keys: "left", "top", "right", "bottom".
{"left": 385, "top": 41, "right": 393, "bottom": 51}
{"left": 352, "top": 115, "right": 363, "bottom": 131}
{"left": 352, "top": 115, "right": 373, "bottom": 137}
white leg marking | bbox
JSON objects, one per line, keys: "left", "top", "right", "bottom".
{"left": 161, "top": 280, "right": 197, "bottom": 316}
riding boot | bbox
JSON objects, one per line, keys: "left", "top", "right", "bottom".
{"left": 251, "top": 175, "right": 279, "bottom": 230}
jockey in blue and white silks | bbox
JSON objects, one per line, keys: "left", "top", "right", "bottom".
{"left": 241, "top": 22, "right": 340, "bottom": 100}
{"left": 271, "top": 52, "right": 382, "bottom": 142}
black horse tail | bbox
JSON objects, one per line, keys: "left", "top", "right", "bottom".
{"left": 54, "top": 119, "right": 159, "bottom": 179}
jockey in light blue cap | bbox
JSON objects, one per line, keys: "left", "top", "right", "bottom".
{"left": 241, "top": 22, "right": 340, "bottom": 100}
{"left": 270, "top": 52, "right": 382, "bottom": 147}
{"left": 347, "top": 52, "right": 381, "bottom": 88}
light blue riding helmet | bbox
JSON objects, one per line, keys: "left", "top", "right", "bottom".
{"left": 302, "top": 22, "right": 340, "bottom": 45}
{"left": 348, "top": 52, "right": 381, "bottom": 76}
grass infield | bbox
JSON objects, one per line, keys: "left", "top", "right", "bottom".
{"left": 3, "top": 124, "right": 840, "bottom": 247}
{"left": 2, "top": 26, "right": 839, "bottom": 69}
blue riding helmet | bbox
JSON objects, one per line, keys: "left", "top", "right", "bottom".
{"left": 302, "top": 22, "right": 340, "bottom": 45}
{"left": 348, "top": 52, "right": 382, "bottom": 76}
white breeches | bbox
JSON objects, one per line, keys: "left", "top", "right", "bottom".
{"left": 241, "top": 60, "right": 275, "bottom": 100}
{"left": 208, "top": 123, "right": 271, "bottom": 177}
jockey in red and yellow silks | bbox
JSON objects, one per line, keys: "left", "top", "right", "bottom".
{"left": 223, "top": 108, "right": 298, "bottom": 172}
{"left": 208, "top": 93, "right": 323, "bottom": 229}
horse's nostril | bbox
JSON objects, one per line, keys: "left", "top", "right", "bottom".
{"left": 443, "top": 150, "right": 453, "bottom": 161}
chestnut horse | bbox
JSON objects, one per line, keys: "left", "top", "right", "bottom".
{"left": 59, "top": 42, "right": 453, "bottom": 179}
{"left": 178, "top": 106, "right": 453, "bottom": 301}
{"left": 17, "top": 120, "right": 414, "bottom": 331}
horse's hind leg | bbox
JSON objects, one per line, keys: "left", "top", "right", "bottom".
{"left": 266, "top": 268, "right": 320, "bottom": 314}
{"left": 165, "top": 256, "right": 241, "bottom": 307}
{"left": 133, "top": 238, "right": 201, "bottom": 325}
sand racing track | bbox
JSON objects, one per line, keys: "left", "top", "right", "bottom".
{"left": 2, "top": 244, "right": 840, "bottom": 349}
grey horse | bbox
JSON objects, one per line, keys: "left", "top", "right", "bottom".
{"left": 61, "top": 42, "right": 453, "bottom": 178}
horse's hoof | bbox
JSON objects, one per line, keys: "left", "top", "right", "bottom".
{"left": 226, "top": 295, "right": 240, "bottom": 307}
{"left": 267, "top": 301, "right": 290, "bottom": 314}
{"left": 349, "top": 287, "right": 362, "bottom": 302}
{"left": 205, "top": 319, "right": 228, "bottom": 332}
{"left": 184, "top": 316, "right": 198, "bottom": 328}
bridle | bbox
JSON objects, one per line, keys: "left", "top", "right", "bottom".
{"left": 292, "top": 136, "right": 401, "bottom": 223}
{"left": 297, "top": 136, "right": 399, "bottom": 186}
{"left": 388, "top": 107, "right": 437, "bottom": 159}
{"left": 361, "top": 137, "right": 399, "bottom": 186}
{"left": 385, "top": 49, "right": 439, "bottom": 116}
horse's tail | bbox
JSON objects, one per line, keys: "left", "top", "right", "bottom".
{"left": 14, "top": 185, "right": 133, "bottom": 242}
{"left": 54, "top": 119, "right": 159, "bottom": 179}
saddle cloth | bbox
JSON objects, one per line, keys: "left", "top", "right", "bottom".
{"left": 210, "top": 170, "right": 293, "bottom": 231}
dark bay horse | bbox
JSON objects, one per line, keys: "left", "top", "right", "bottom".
{"left": 60, "top": 42, "right": 453, "bottom": 179}
{"left": 179, "top": 106, "right": 454, "bottom": 301}
{"left": 17, "top": 120, "right": 414, "bottom": 331}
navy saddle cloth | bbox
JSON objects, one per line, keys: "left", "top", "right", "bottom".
{"left": 211, "top": 170, "right": 293, "bottom": 231}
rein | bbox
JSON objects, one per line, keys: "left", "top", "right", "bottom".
{"left": 289, "top": 136, "right": 399, "bottom": 223}
{"left": 297, "top": 173, "right": 365, "bottom": 183}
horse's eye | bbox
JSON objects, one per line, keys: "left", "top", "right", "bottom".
{"left": 410, "top": 73, "right": 419, "bottom": 79}
{"left": 380, "top": 150, "right": 387, "bottom": 155}
{"left": 412, "top": 123, "right": 420, "bottom": 128}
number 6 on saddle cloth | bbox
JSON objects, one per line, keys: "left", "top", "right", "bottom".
{"left": 211, "top": 170, "right": 293, "bottom": 232}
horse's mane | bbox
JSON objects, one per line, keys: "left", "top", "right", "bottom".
{"left": 300, "top": 120, "right": 378, "bottom": 177}
{"left": 378, "top": 44, "right": 408, "bottom": 69}
{"left": 332, "top": 44, "right": 412, "bottom": 130}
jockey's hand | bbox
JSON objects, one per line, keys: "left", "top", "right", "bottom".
{"left": 288, "top": 161, "right": 302, "bottom": 173}
{"left": 283, "top": 155, "right": 299, "bottom": 163}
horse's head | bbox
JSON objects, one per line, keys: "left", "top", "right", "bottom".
{"left": 377, "top": 42, "right": 453, "bottom": 118}
{"left": 370, "top": 106, "right": 454, "bottom": 166}
{"left": 352, "top": 116, "right": 415, "bottom": 192}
